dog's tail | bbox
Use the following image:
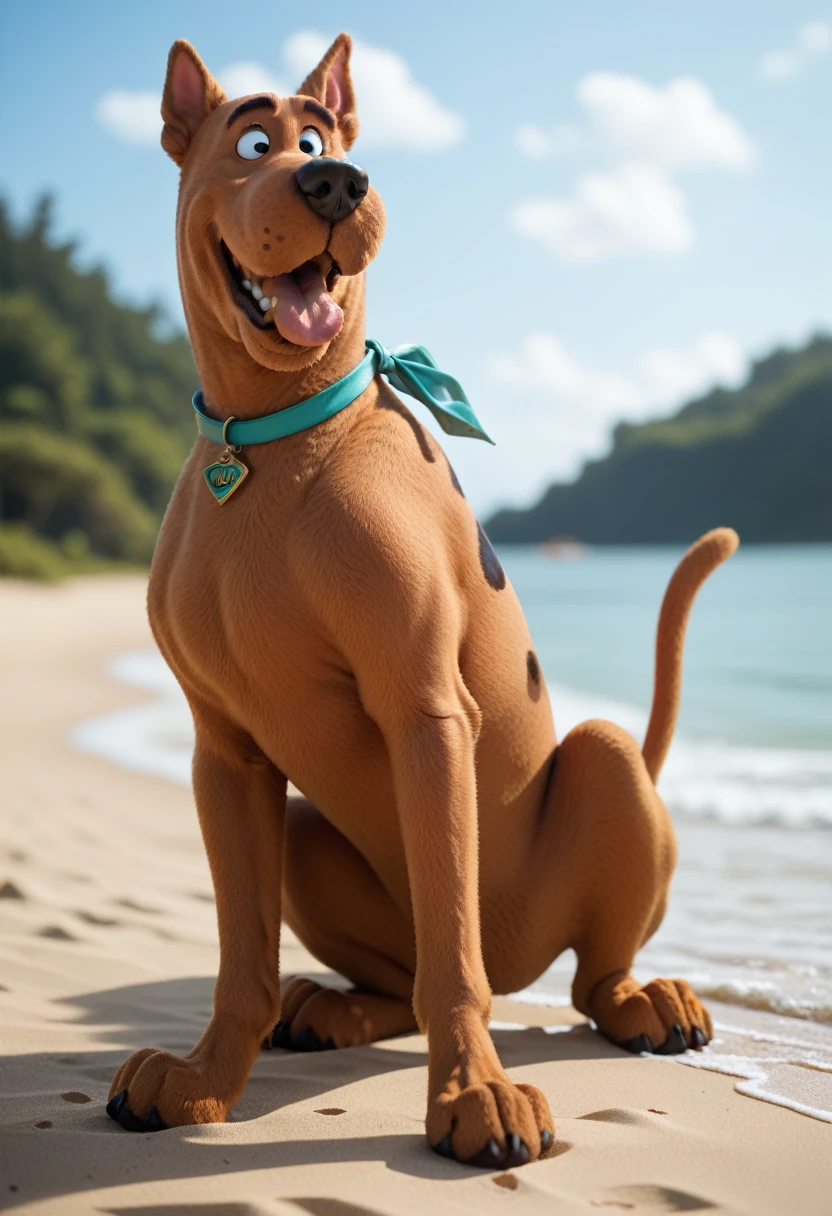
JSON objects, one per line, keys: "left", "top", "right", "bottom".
{"left": 642, "top": 527, "right": 739, "bottom": 783}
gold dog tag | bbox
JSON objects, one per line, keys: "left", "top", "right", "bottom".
{"left": 203, "top": 414, "right": 249, "bottom": 504}
{"left": 203, "top": 452, "right": 249, "bottom": 504}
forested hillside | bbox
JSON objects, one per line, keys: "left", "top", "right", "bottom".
{"left": 0, "top": 197, "right": 196, "bottom": 578}
{"left": 485, "top": 334, "right": 832, "bottom": 544}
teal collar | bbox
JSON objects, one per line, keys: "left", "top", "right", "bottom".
{"left": 192, "top": 339, "right": 494, "bottom": 448}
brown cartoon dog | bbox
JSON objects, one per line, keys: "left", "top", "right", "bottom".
{"left": 106, "top": 34, "right": 738, "bottom": 1168}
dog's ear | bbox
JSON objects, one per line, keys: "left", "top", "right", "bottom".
{"left": 161, "top": 40, "right": 227, "bottom": 166}
{"left": 297, "top": 33, "right": 358, "bottom": 149}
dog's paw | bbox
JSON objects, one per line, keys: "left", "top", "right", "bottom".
{"left": 268, "top": 977, "right": 415, "bottom": 1050}
{"left": 107, "top": 1048, "right": 228, "bottom": 1131}
{"left": 428, "top": 1078, "right": 554, "bottom": 1169}
{"left": 592, "top": 975, "right": 712, "bottom": 1054}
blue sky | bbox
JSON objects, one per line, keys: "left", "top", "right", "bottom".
{"left": 2, "top": 0, "right": 830, "bottom": 513}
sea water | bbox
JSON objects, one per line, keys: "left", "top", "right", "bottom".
{"left": 70, "top": 544, "right": 832, "bottom": 1120}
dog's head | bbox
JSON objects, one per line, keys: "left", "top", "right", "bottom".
{"left": 162, "top": 35, "right": 385, "bottom": 373}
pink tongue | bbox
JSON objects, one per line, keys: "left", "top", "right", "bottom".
{"left": 262, "top": 263, "right": 343, "bottom": 346}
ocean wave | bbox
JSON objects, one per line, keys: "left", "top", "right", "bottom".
{"left": 69, "top": 649, "right": 194, "bottom": 788}
{"left": 549, "top": 681, "right": 832, "bottom": 829}
{"left": 696, "top": 980, "right": 832, "bottom": 1025}
{"left": 673, "top": 1049, "right": 832, "bottom": 1124}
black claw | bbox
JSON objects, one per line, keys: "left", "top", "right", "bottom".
{"left": 656, "top": 1023, "right": 687, "bottom": 1056}
{"left": 294, "top": 1027, "right": 333, "bottom": 1052}
{"left": 270, "top": 1021, "right": 293, "bottom": 1049}
{"left": 619, "top": 1032, "right": 654, "bottom": 1054}
{"left": 271, "top": 1023, "right": 338, "bottom": 1052}
{"left": 540, "top": 1129, "right": 554, "bottom": 1151}
{"left": 504, "top": 1134, "right": 530, "bottom": 1168}
{"left": 107, "top": 1092, "right": 167, "bottom": 1133}
{"left": 463, "top": 1137, "right": 506, "bottom": 1169}
{"left": 144, "top": 1106, "right": 165, "bottom": 1132}
{"left": 691, "top": 1026, "right": 708, "bottom": 1049}
{"left": 106, "top": 1090, "right": 127, "bottom": 1121}
{"left": 126, "top": 1106, "right": 159, "bottom": 1133}
{"left": 116, "top": 1105, "right": 147, "bottom": 1132}
{"left": 431, "top": 1132, "right": 454, "bottom": 1158}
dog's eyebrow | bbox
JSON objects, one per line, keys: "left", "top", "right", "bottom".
{"left": 302, "top": 99, "right": 336, "bottom": 130}
{"left": 226, "top": 95, "right": 278, "bottom": 129}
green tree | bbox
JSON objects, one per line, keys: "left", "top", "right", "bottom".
{"left": 0, "top": 195, "right": 197, "bottom": 578}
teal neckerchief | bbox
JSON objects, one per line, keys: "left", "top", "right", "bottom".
{"left": 193, "top": 339, "right": 493, "bottom": 503}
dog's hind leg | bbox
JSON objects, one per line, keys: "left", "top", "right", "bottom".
{"left": 518, "top": 532, "right": 739, "bottom": 1055}
{"left": 526, "top": 718, "right": 711, "bottom": 1055}
{"left": 272, "top": 978, "right": 417, "bottom": 1051}
{"left": 276, "top": 797, "right": 418, "bottom": 1050}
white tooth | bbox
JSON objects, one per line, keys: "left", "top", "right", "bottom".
{"left": 251, "top": 284, "right": 263, "bottom": 301}
{"left": 242, "top": 279, "right": 252, "bottom": 291}
{"left": 259, "top": 296, "right": 271, "bottom": 311}
{"left": 271, "top": 296, "right": 278, "bottom": 307}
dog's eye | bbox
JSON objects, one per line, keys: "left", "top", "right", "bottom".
{"left": 236, "top": 129, "right": 270, "bottom": 160}
{"left": 298, "top": 128, "right": 323, "bottom": 157}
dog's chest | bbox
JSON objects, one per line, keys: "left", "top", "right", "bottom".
{"left": 149, "top": 480, "right": 322, "bottom": 713}
{"left": 171, "top": 567, "right": 298, "bottom": 668}
{"left": 150, "top": 533, "right": 379, "bottom": 793}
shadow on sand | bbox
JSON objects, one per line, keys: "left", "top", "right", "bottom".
{"left": 1, "top": 972, "right": 628, "bottom": 1211}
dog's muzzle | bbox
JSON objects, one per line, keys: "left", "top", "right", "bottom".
{"left": 295, "top": 157, "right": 369, "bottom": 223}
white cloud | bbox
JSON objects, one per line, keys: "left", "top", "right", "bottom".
{"left": 515, "top": 73, "right": 756, "bottom": 171}
{"left": 492, "top": 330, "right": 746, "bottom": 419}
{"left": 492, "top": 334, "right": 643, "bottom": 416}
{"left": 95, "top": 91, "right": 161, "bottom": 145}
{"left": 758, "top": 51, "right": 801, "bottom": 80}
{"left": 514, "top": 123, "right": 584, "bottom": 160}
{"left": 577, "top": 73, "right": 757, "bottom": 171}
{"left": 511, "top": 72, "right": 754, "bottom": 264}
{"left": 799, "top": 20, "right": 832, "bottom": 53}
{"left": 758, "top": 20, "right": 831, "bottom": 82}
{"left": 96, "top": 33, "right": 464, "bottom": 153}
{"left": 486, "top": 331, "right": 747, "bottom": 485}
{"left": 219, "top": 62, "right": 286, "bottom": 100}
{"left": 283, "top": 31, "right": 465, "bottom": 150}
{"left": 511, "top": 164, "right": 693, "bottom": 263}
{"left": 637, "top": 332, "right": 747, "bottom": 404}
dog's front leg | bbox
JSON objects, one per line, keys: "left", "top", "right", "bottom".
{"left": 107, "top": 717, "right": 286, "bottom": 1130}
{"left": 389, "top": 703, "right": 554, "bottom": 1168}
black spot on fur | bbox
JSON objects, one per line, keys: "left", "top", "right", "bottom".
{"left": 527, "top": 650, "right": 542, "bottom": 701}
{"left": 446, "top": 458, "right": 465, "bottom": 497}
{"left": 477, "top": 522, "right": 506, "bottom": 590}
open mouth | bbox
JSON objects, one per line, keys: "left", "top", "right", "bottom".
{"left": 220, "top": 240, "right": 344, "bottom": 347}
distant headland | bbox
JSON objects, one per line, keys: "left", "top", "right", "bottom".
{"left": 485, "top": 334, "right": 832, "bottom": 545}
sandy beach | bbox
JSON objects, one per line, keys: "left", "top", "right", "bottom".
{"left": 1, "top": 575, "right": 830, "bottom": 1215}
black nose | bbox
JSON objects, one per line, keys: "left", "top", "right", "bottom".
{"left": 295, "top": 157, "right": 369, "bottom": 223}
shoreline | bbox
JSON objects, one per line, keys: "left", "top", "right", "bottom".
{"left": 1, "top": 574, "right": 830, "bottom": 1214}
